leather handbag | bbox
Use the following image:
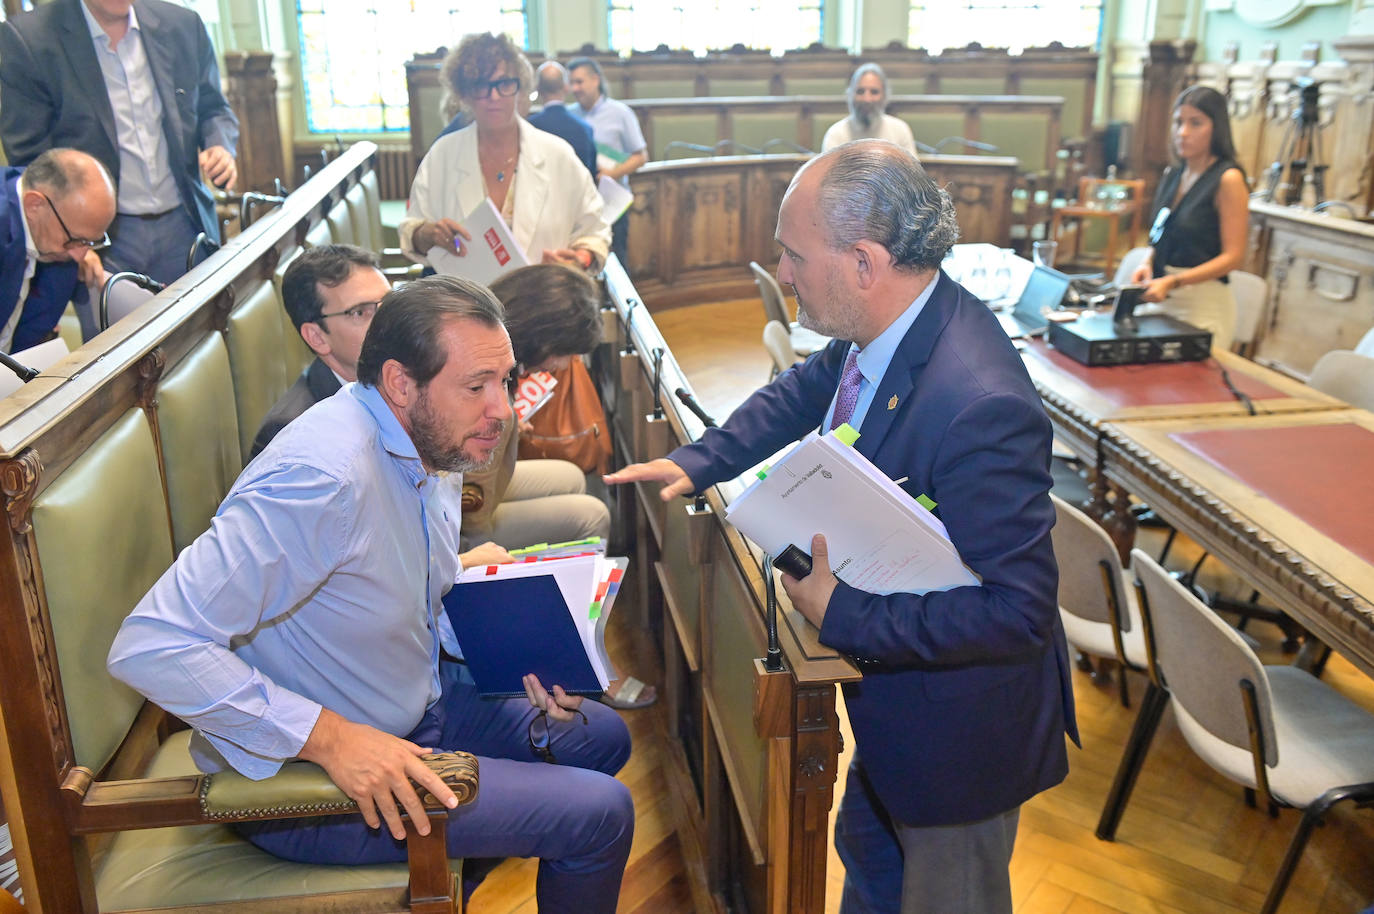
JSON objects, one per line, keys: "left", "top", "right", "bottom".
{"left": 517, "top": 358, "right": 613, "bottom": 474}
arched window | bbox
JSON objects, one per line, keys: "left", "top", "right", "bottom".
{"left": 296, "top": 1, "right": 527, "bottom": 133}
{"left": 607, "top": 0, "right": 823, "bottom": 55}
{"left": 908, "top": 0, "right": 1102, "bottom": 53}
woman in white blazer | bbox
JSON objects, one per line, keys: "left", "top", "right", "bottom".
{"left": 400, "top": 33, "right": 610, "bottom": 273}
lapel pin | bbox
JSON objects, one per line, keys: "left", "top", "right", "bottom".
{"left": 887, "top": 395, "right": 898, "bottom": 410}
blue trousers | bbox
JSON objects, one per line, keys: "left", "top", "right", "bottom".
{"left": 106, "top": 208, "right": 201, "bottom": 287}
{"left": 238, "top": 660, "right": 634, "bottom": 913}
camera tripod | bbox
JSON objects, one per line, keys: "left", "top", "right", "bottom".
{"left": 1262, "top": 77, "right": 1327, "bottom": 206}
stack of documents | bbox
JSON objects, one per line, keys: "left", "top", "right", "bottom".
{"left": 442, "top": 548, "right": 626, "bottom": 697}
{"left": 513, "top": 370, "right": 558, "bottom": 422}
{"left": 724, "top": 426, "right": 976, "bottom": 595}
{"left": 426, "top": 198, "right": 529, "bottom": 287}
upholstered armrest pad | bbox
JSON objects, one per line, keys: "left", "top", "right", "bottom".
{"left": 201, "top": 751, "right": 479, "bottom": 820}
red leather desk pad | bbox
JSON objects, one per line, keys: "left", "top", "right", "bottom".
{"left": 1025, "top": 339, "right": 1286, "bottom": 411}
{"left": 1170, "top": 422, "right": 1374, "bottom": 566}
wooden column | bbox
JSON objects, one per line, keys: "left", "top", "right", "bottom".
{"left": 223, "top": 51, "right": 286, "bottom": 195}
{"left": 1330, "top": 36, "right": 1374, "bottom": 216}
{"left": 1130, "top": 40, "right": 1196, "bottom": 206}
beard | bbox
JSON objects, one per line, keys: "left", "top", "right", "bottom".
{"left": 407, "top": 387, "right": 506, "bottom": 474}
{"left": 793, "top": 274, "right": 863, "bottom": 341}
{"left": 852, "top": 101, "right": 878, "bottom": 130}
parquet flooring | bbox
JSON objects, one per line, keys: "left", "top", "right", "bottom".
{"left": 467, "top": 297, "right": 1374, "bottom": 914}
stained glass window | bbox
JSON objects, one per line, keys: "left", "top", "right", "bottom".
{"left": 297, "top": 1, "right": 527, "bottom": 134}
{"left": 607, "top": 0, "right": 822, "bottom": 56}
{"left": 908, "top": 0, "right": 1102, "bottom": 54}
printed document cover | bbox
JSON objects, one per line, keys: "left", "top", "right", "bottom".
{"left": 426, "top": 198, "right": 529, "bottom": 287}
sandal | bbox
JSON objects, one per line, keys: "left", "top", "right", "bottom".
{"left": 601, "top": 675, "right": 658, "bottom": 710}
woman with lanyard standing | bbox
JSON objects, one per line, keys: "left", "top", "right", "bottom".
{"left": 1131, "top": 85, "right": 1249, "bottom": 349}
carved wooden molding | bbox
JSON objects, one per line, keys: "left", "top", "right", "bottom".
{"left": 135, "top": 348, "right": 166, "bottom": 410}
{"left": 212, "top": 287, "right": 236, "bottom": 333}
{"left": 1, "top": 449, "right": 42, "bottom": 535}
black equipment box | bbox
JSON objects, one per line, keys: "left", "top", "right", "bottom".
{"left": 1046, "top": 311, "right": 1212, "bottom": 366}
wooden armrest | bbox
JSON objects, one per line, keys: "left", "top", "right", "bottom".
{"left": 64, "top": 751, "right": 478, "bottom": 834}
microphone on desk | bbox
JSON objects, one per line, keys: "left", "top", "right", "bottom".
{"left": 674, "top": 387, "right": 717, "bottom": 429}
{"left": 651, "top": 347, "right": 665, "bottom": 418}
{"left": 763, "top": 554, "right": 783, "bottom": 673}
{"left": 0, "top": 350, "right": 40, "bottom": 384}
{"left": 100, "top": 272, "right": 166, "bottom": 332}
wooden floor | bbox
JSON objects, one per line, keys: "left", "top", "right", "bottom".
{"left": 468, "top": 298, "right": 1374, "bottom": 914}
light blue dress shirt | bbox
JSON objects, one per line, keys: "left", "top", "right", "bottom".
{"left": 568, "top": 96, "right": 647, "bottom": 188}
{"left": 821, "top": 275, "right": 940, "bottom": 433}
{"left": 80, "top": 2, "right": 181, "bottom": 215}
{"left": 108, "top": 383, "right": 461, "bottom": 779}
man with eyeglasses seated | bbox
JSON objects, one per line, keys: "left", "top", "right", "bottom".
{"left": 110, "top": 275, "right": 634, "bottom": 913}
{"left": 0, "top": 147, "right": 114, "bottom": 354}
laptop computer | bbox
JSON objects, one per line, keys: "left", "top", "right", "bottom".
{"left": 996, "top": 264, "right": 1072, "bottom": 338}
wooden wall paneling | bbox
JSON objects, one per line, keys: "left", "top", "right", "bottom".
{"left": 222, "top": 51, "right": 286, "bottom": 195}
{"left": 1131, "top": 40, "right": 1197, "bottom": 211}
{"left": 1329, "top": 37, "right": 1374, "bottom": 215}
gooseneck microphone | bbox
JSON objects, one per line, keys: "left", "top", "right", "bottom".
{"left": 0, "top": 351, "right": 40, "bottom": 383}
{"left": 674, "top": 388, "right": 717, "bottom": 429}
{"left": 100, "top": 272, "right": 166, "bottom": 331}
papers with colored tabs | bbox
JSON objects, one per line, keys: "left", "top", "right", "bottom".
{"left": 724, "top": 428, "right": 976, "bottom": 596}
{"left": 425, "top": 198, "right": 529, "bottom": 288}
{"left": 513, "top": 370, "right": 558, "bottom": 422}
{"left": 442, "top": 553, "right": 626, "bottom": 697}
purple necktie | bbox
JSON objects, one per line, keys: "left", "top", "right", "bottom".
{"left": 829, "top": 350, "right": 863, "bottom": 431}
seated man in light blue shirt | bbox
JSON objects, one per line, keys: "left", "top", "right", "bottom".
{"left": 108, "top": 276, "right": 633, "bottom": 912}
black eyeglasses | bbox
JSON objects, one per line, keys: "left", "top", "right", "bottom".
{"left": 40, "top": 192, "right": 110, "bottom": 251}
{"left": 465, "top": 77, "right": 520, "bottom": 99}
{"left": 527, "top": 708, "right": 588, "bottom": 764}
{"left": 314, "top": 300, "right": 380, "bottom": 325}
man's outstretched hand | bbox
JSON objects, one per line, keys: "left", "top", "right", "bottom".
{"left": 604, "top": 458, "right": 694, "bottom": 502}
{"left": 299, "top": 708, "right": 457, "bottom": 841}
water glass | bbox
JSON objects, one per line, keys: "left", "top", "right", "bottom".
{"left": 1032, "top": 240, "right": 1058, "bottom": 269}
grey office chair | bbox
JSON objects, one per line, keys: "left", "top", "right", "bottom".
{"left": 1307, "top": 349, "right": 1374, "bottom": 411}
{"left": 748, "top": 261, "right": 830, "bottom": 356}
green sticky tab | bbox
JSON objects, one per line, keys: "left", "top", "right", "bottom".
{"left": 509, "top": 542, "right": 550, "bottom": 557}
{"left": 756, "top": 463, "right": 771, "bottom": 480}
{"left": 589, "top": 602, "right": 603, "bottom": 620}
{"left": 916, "top": 494, "right": 937, "bottom": 511}
{"left": 595, "top": 142, "right": 628, "bottom": 164}
{"left": 831, "top": 423, "right": 861, "bottom": 447}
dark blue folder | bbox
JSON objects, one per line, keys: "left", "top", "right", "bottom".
{"left": 441, "top": 575, "right": 603, "bottom": 698}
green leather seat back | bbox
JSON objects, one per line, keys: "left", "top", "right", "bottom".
{"left": 410, "top": 82, "right": 448, "bottom": 152}
{"left": 708, "top": 78, "right": 771, "bottom": 97}
{"left": 733, "top": 112, "right": 802, "bottom": 152}
{"left": 305, "top": 219, "right": 334, "bottom": 250}
{"left": 95, "top": 731, "right": 449, "bottom": 909}
{"left": 226, "top": 281, "right": 290, "bottom": 463}
{"left": 327, "top": 197, "right": 356, "bottom": 248}
{"left": 653, "top": 113, "right": 720, "bottom": 158}
{"left": 359, "top": 171, "right": 388, "bottom": 247}
{"left": 981, "top": 111, "right": 1050, "bottom": 172}
{"left": 31, "top": 409, "right": 172, "bottom": 771}
{"left": 345, "top": 183, "right": 376, "bottom": 253}
{"left": 272, "top": 245, "right": 314, "bottom": 381}
{"left": 157, "top": 333, "right": 243, "bottom": 552}
{"left": 632, "top": 79, "right": 694, "bottom": 98}
{"left": 903, "top": 112, "right": 965, "bottom": 150}
{"left": 940, "top": 77, "right": 1007, "bottom": 96}
{"left": 785, "top": 78, "right": 839, "bottom": 95}
{"left": 1019, "top": 78, "right": 1082, "bottom": 139}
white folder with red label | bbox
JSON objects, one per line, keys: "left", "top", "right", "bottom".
{"left": 425, "top": 197, "right": 530, "bottom": 288}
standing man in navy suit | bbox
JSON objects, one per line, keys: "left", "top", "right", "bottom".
{"left": 0, "top": 0, "right": 239, "bottom": 289}
{"left": 0, "top": 148, "right": 115, "bottom": 354}
{"left": 608, "top": 140, "right": 1077, "bottom": 912}
{"left": 529, "top": 61, "right": 597, "bottom": 179}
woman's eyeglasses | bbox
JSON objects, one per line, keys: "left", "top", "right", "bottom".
{"left": 465, "top": 77, "right": 520, "bottom": 99}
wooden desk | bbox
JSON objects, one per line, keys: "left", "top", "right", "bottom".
{"left": 1099, "top": 410, "right": 1374, "bottom": 676}
{"left": 1019, "top": 338, "right": 1347, "bottom": 549}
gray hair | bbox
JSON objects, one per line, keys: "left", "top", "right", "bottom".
{"left": 19, "top": 148, "right": 112, "bottom": 199}
{"left": 536, "top": 60, "right": 568, "bottom": 98}
{"left": 814, "top": 141, "right": 959, "bottom": 272}
{"left": 846, "top": 62, "right": 889, "bottom": 118}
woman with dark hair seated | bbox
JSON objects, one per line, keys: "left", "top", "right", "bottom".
{"left": 400, "top": 32, "right": 609, "bottom": 273}
{"left": 465, "top": 263, "right": 657, "bottom": 710}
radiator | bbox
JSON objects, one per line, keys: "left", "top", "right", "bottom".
{"left": 375, "top": 144, "right": 417, "bottom": 200}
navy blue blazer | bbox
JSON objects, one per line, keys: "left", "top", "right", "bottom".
{"left": 0, "top": 0, "right": 239, "bottom": 242}
{"left": 528, "top": 104, "right": 598, "bottom": 178}
{"left": 0, "top": 167, "right": 79, "bottom": 352}
{"left": 671, "top": 272, "right": 1079, "bottom": 827}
